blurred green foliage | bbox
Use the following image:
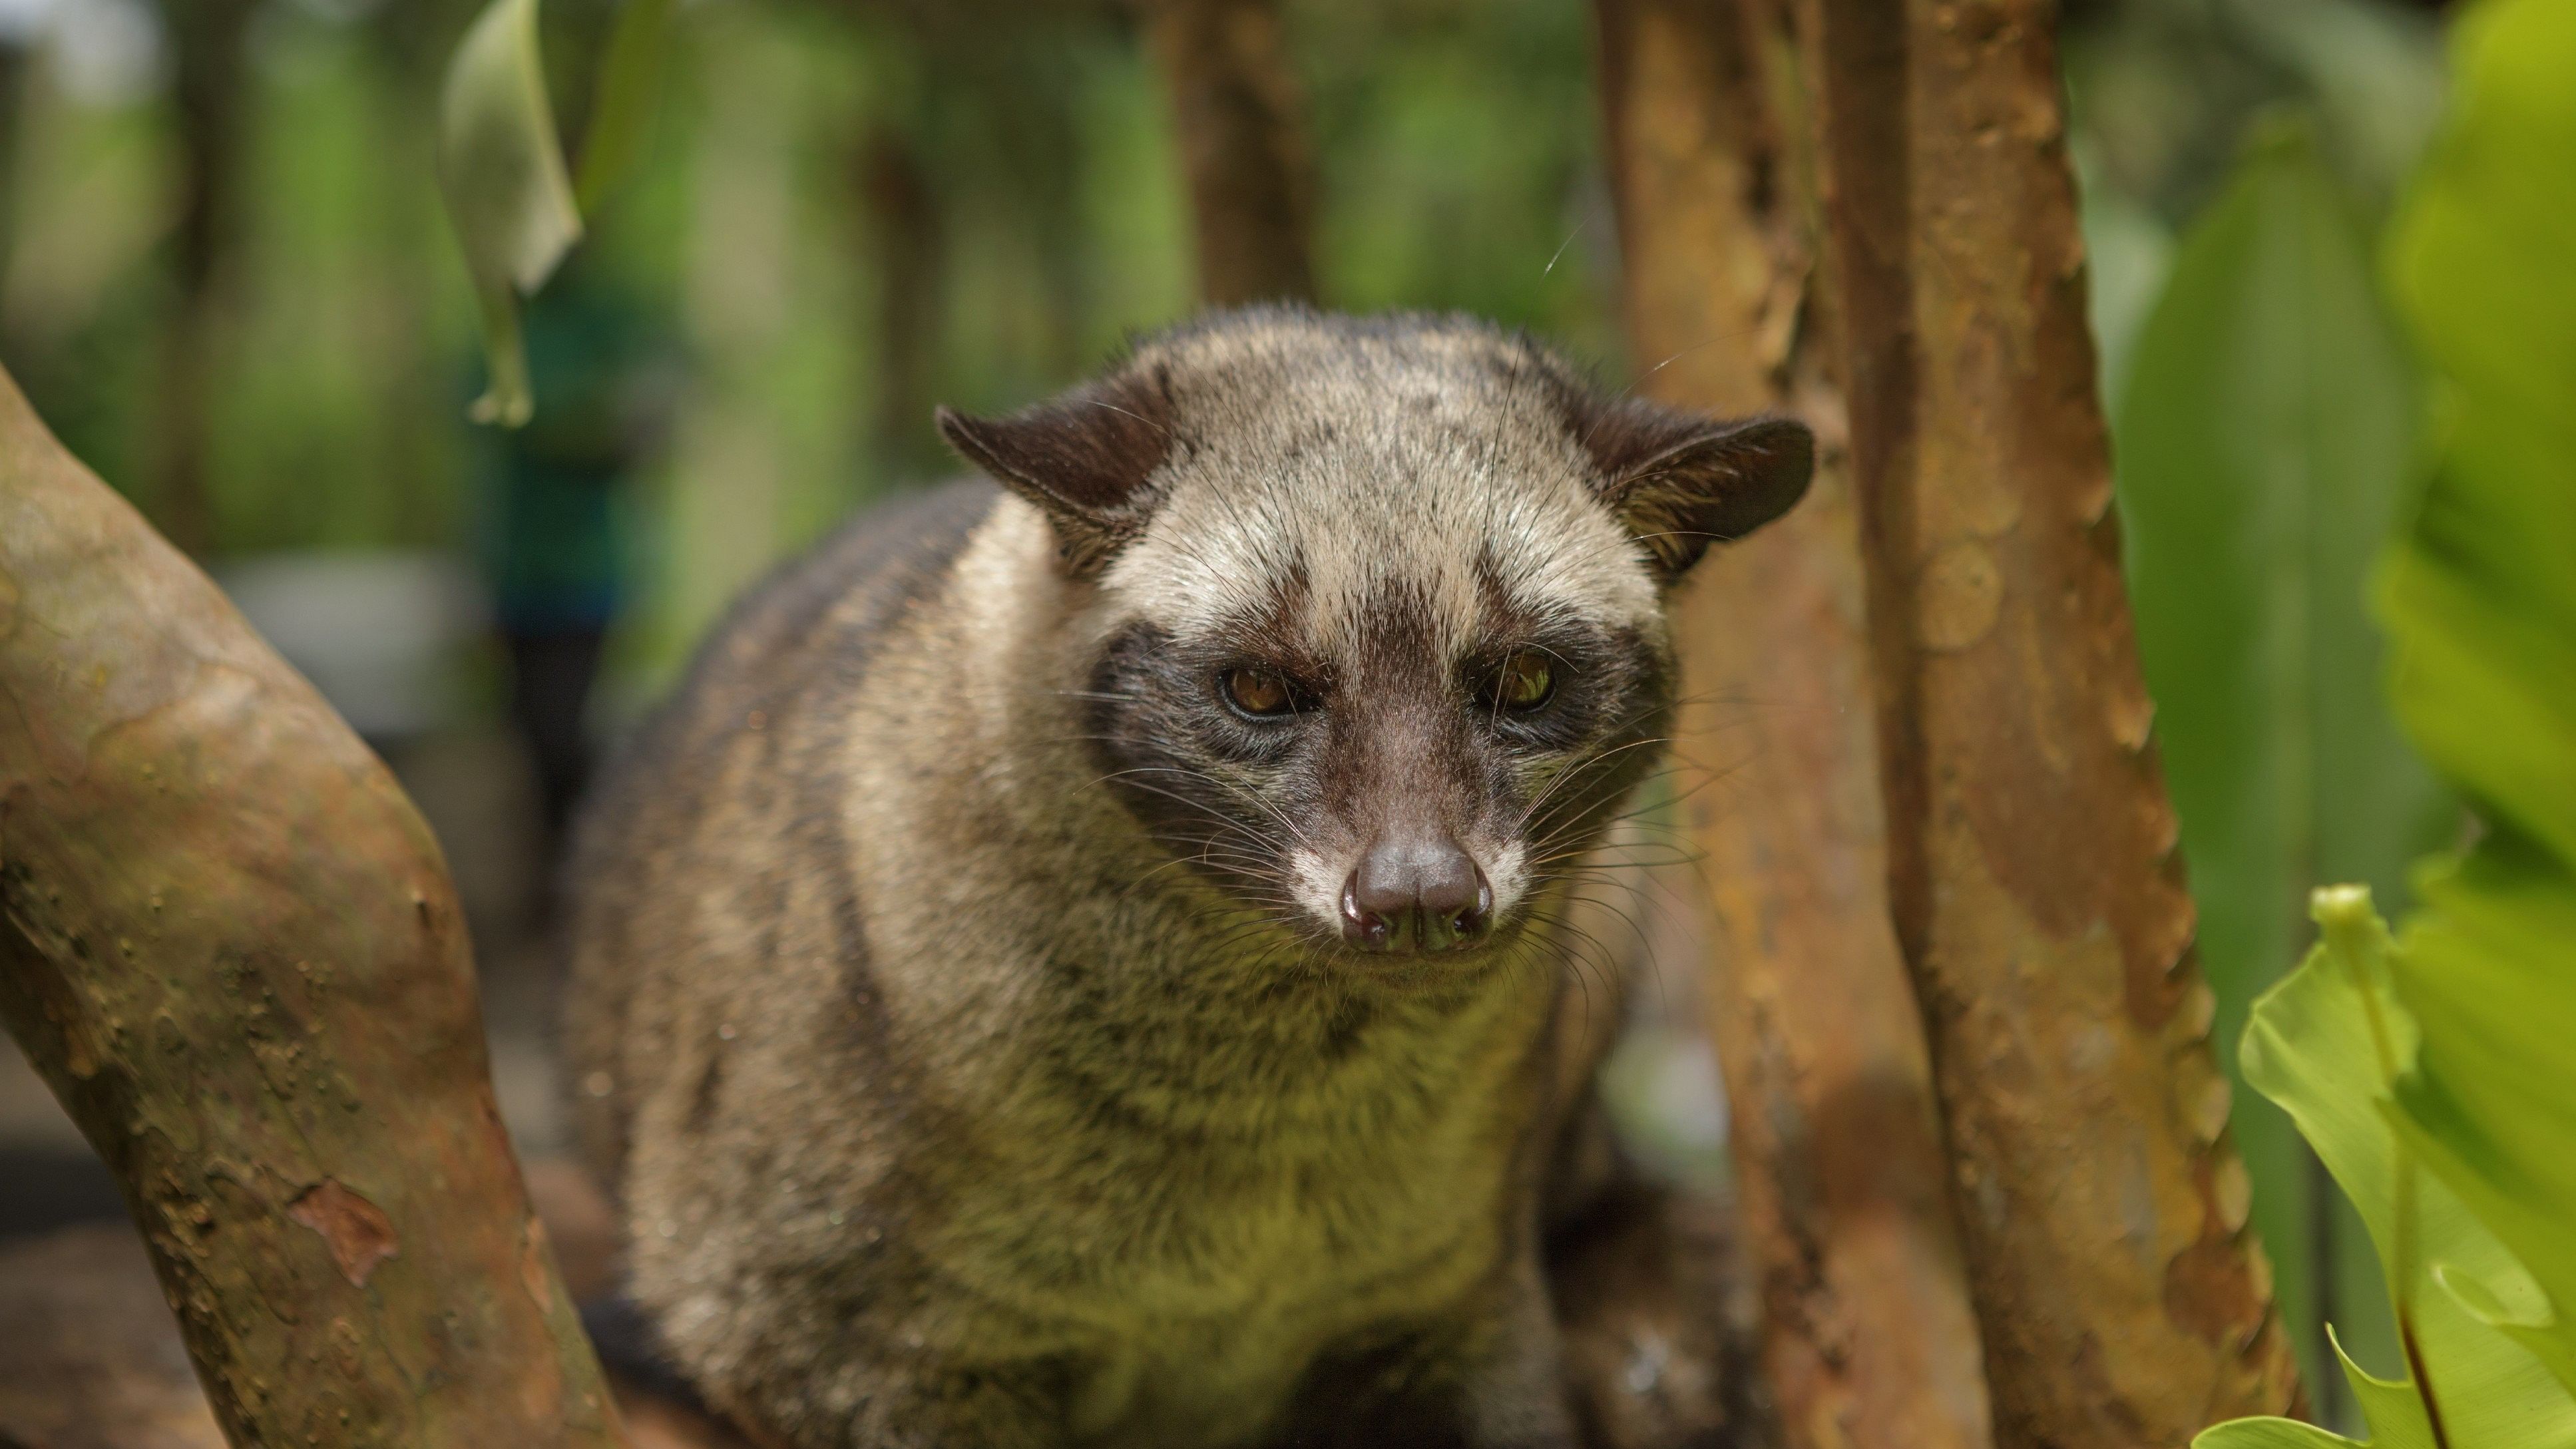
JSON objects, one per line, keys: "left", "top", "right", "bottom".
{"left": 0, "top": 0, "right": 2450, "bottom": 682}
{"left": 2080, "top": 0, "right": 2466, "bottom": 1419}
{"left": 2114, "top": 115, "right": 2452, "bottom": 1393}
{"left": 2116, "top": 0, "right": 2576, "bottom": 1434}
{"left": 2378, "top": 0, "right": 2576, "bottom": 1398}
{"left": 0, "top": 0, "right": 1621, "bottom": 700}
{"left": 2194, "top": 23, "right": 2576, "bottom": 1401}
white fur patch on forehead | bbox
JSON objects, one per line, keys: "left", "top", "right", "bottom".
{"left": 1096, "top": 318, "right": 1661, "bottom": 646}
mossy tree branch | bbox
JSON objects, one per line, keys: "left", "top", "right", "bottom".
{"left": 0, "top": 363, "right": 630, "bottom": 1449}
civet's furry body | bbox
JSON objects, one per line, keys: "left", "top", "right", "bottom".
{"left": 564, "top": 310, "right": 1811, "bottom": 1449}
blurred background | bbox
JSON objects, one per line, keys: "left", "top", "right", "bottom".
{"left": 0, "top": 0, "right": 2468, "bottom": 1425}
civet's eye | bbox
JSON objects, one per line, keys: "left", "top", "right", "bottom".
{"left": 1221, "top": 668, "right": 1296, "bottom": 718}
{"left": 1493, "top": 651, "right": 1556, "bottom": 713}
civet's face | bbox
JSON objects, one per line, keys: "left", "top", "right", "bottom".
{"left": 943, "top": 311, "right": 1811, "bottom": 962}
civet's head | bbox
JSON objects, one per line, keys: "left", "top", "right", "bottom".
{"left": 941, "top": 310, "right": 1810, "bottom": 964}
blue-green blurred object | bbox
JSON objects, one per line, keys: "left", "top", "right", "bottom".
{"left": 474, "top": 248, "right": 667, "bottom": 843}
{"left": 2064, "top": 0, "right": 2446, "bottom": 223}
{"left": 475, "top": 253, "right": 656, "bottom": 636}
{"left": 2078, "top": 159, "right": 2176, "bottom": 404}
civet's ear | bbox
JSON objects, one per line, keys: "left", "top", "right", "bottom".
{"left": 937, "top": 367, "right": 1176, "bottom": 579}
{"left": 1574, "top": 397, "right": 1815, "bottom": 582}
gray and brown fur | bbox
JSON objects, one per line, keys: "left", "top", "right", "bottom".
{"left": 562, "top": 308, "right": 1811, "bottom": 1449}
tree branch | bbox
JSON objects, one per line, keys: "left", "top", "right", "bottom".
{"left": 1141, "top": 0, "right": 1319, "bottom": 306}
{"left": 1594, "top": 2, "right": 1996, "bottom": 1443}
{"left": 1795, "top": 0, "right": 2304, "bottom": 1440}
{"left": 0, "top": 364, "right": 630, "bottom": 1449}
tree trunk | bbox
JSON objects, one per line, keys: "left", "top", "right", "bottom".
{"left": 151, "top": 0, "right": 256, "bottom": 558}
{"left": 1594, "top": 3, "right": 1996, "bottom": 1446}
{"left": 1140, "top": 0, "right": 1318, "bottom": 306}
{"left": 855, "top": 116, "right": 949, "bottom": 478}
{"left": 1793, "top": 0, "right": 2304, "bottom": 1440}
{"left": 0, "top": 40, "right": 29, "bottom": 307}
{"left": 0, "top": 365, "right": 629, "bottom": 1449}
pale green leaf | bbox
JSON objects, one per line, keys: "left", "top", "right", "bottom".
{"left": 2336, "top": 1327, "right": 2440, "bottom": 1449}
{"left": 2387, "top": 846, "right": 2576, "bottom": 1401}
{"left": 2381, "top": 0, "right": 2576, "bottom": 867}
{"left": 2195, "top": 1327, "right": 2442, "bottom": 1449}
{"left": 2198, "top": 1418, "right": 2368, "bottom": 1449}
{"left": 2195, "top": 8, "right": 2576, "bottom": 1444}
{"left": 2234, "top": 887, "right": 2576, "bottom": 1448}
{"left": 2195, "top": 1348, "right": 2411, "bottom": 1449}
{"left": 2444, "top": 1261, "right": 2576, "bottom": 1398}
{"left": 438, "top": 0, "right": 583, "bottom": 427}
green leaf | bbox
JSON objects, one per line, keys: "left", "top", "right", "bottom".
{"left": 2382, "top": 0, "right": 2576, "bottom": 871}
{"left": 2195, "top": 1329, "right": 2438, "bottom": 1449}
{"left": 2199, "top": 1418, "right": 2370, "bottom": 1449}
{"left": 2336, "top": 1327, "right": 2444, "bottom": 1449}
{"left": 2115, "top": 112, "right": 2450, "bottom": 1388}
{"left": 2388, "top": 847, "right": 2576, "bottom": 1402}
{"left": 2187, "top": 9, "right": 2576, "bottom": 1444}
{"left": 438, "top": 0, "right": 583, "bottom": 427}
{"left": 2230, "top": 888, "right": 2576, "bottom": 1447}
{"left": 2378, "top": 0, "right": 2576, "bottom": 1402}
{"left": 574, "top": 0, "right": 676, "bottom": 214}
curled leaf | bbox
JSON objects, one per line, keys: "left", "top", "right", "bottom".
{"left": 2228, "top": 886, "right": 2575, "bottom": 1446}
{"left": 438, "top": 0, "right": 582, "bottom": 427}
{"left": 2195, "top": 1324, "right": 2434, "bottom": 1449}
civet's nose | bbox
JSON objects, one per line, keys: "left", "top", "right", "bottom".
{"left": 1341, "top": 833, "right": 1493, "bottom": 954}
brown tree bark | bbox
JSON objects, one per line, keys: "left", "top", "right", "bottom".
{"left": 1140, "top": 0, "right": 1318, "bottom": 306}
{"left": 0, "top": 365, "right": 630, "bottom": 1449}
{"left": 1594, "top": 3, "right": 1996, "bottom": 1446}
{"left": 855, "top": 116, "right": 950, "bottom": 477}
{"left": 1792, "top": 1, "right": 2303, "bottom": 1441}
